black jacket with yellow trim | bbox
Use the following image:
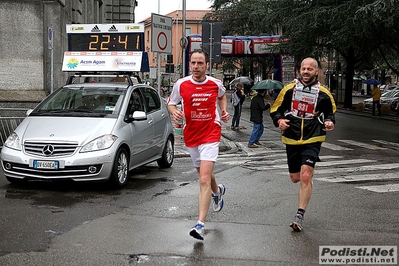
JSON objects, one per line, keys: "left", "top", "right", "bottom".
{"left": 270, "top": 79, "right": 336, "bottom": 145}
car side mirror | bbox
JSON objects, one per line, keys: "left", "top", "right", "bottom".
{"left": 124, "top": 111, "right": 147, "bottom": 123}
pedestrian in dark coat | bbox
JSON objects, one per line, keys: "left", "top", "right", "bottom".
{"left": 231, "top": 82, "right": 246, "bottom": 130}
{"left": 247, "top": 89, "right": 270, "bottom": 148}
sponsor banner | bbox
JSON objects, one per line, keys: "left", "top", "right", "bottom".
{"left": 66, "top": 23, "right": 144, "bottom": 33}
{"left": 62, "top": 51, "right": 142, "bottom": 72}
{"left": 190, "top": 35, "right": 285, "bottom": 56}
{"left": 221, "top": 37, "right": 234, "bottom": 54}
{"left": 252, "top": 37, "right": 272, "bottom": 54}
{"left": 319, "top": 246, "right": 397, "bottom": 265}
{"left": 189, "top": 36, "right": 202, "bottom": 52}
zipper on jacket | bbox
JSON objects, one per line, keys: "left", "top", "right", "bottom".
{"left": 299, "top": 119, "right": 304, "bottom": 143}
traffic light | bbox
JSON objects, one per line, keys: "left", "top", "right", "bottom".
{"left": 167, "top": 54, "right": 173, "bottom": 63}
{"left": 166, "top": 63, "right": 174, "bottom": 73}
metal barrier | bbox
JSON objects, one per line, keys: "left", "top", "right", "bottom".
{"left": 0, "top": 108, "right": 28, "bottom": 148}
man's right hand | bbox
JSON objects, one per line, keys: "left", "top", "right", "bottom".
{"left": 172, "top": 110, "right": 184, "bottom": 123}
{"left": 278, "top": 119, "right": 290, "bottom": 130}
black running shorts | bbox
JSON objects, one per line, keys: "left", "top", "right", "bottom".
{"left": 285, "top": 142, "right": 321, "bottom": 173}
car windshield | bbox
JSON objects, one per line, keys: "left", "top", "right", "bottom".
{"left": 31, "top": 85, "right": 127, "bottom": 117}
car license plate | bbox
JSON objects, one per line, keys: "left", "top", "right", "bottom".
{"left": 33, "top": 160, "right": 59, "bottom": 170}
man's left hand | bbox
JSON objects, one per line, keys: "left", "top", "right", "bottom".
{"left": 324, "top": 121, "right": 334, "bottom": 131}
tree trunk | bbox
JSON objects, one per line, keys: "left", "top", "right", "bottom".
{"left": 344, "top": 49, "right": 355, "bottom": 109}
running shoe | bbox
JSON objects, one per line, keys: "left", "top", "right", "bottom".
{"left": 248, "top": 144, "right": 259, "bottom": 148}
{"left": 290, "top": 214, "right": 304, "bottom": 232}
{"left": 212, "top": 184, "right": 226, "bottom": 212}
{"left": 189, "top": 223, "right": 204, "bottom": 240}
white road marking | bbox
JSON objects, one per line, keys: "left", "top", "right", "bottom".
{"left": 269, "top": 159, "right": 373, "bottom": 170}
{"left": 317, "top": 159, "right": 373, "bottom": 167}
{"left": 322, "top": 142, "right": 353, "bottom": 150}
{"left": 217, "top": 140, "right": 399, "bottom": 193}
{"left": 356, "top": 183, "right": 399, "bottom": 193}
{"left": 319, "top": 156, "right": 345, "bottom": 160}
{"left": 315, "top": 173, "right": 399, "bottom": 183}
{"left": 314, "top": 163, "right": 399, "bottom": 175}
{"left": 372, "top": 139, "right": 399, "bottom": 149}
{"left": 338, "top": 139, "right": 387, "bottom": 150}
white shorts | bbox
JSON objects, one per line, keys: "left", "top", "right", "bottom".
{"left": 186, "top": 142, "right": 220, "bottom": 168}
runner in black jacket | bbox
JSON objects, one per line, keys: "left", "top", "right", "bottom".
{"left": 270, "top": 57, "right": 336, "bottom": 232}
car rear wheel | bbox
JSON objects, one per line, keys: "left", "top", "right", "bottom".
{"left": 109, "top": 148, "right": 129, "bottom": 188}
{"left": 157, "top": 136, "right": 174, "bottom": 168}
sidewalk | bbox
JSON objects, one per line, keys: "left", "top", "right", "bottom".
{"left": 338, "top": 94, "right": 399, "bottom": 121}
{"left": 173, "top": 130, "right": 239, "bottom": 158}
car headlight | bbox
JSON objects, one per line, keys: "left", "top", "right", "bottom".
{"left": 4, "top": 132, "right": 22, "bottom": 151}
{"left": 80, "top": 135, "right": 118, "bottom": 153}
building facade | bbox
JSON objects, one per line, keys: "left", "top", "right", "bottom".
{"left": 139, "top": 10, "right": 212, "bottom": 87}
{"left": 0, "top": 0, "right": 137, "bottom": 107}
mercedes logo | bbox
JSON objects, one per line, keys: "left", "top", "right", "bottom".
{"left": 42, "top": 145, "right": 55, "bottom": 156}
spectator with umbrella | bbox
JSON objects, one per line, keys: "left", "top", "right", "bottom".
{"left": 371, "top": 84, "right": 382, "bottom": 116}
{"left": 229, "top": 76, "right": 253, "bottom": 86}
{"left": 230, "top": 76, "right": 254, "bottom": 96}
{"left": 362, "top": 78, "right": 380, "bottom": 95}
{"left": 252, "top": 79, "right": 284, "bottom": 100}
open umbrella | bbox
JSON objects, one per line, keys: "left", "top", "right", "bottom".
{"left": 229, "top": 76, "right": 253, "bottom": 85}
{"left": 252, "top": 79, "right": 284, "bottom": 90}
{"left": 362, "top": 78, "right": 380, "bottom": 85}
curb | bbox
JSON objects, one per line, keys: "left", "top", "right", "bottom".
{"left": 173, "top": 135, "right": 240, "bottom": 158}
{"left": 336, "top": 107, "right": 399, "bottom": 121}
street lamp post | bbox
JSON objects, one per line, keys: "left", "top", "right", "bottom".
{"left": 157, "top": 0, "right": 162, "bottom": 94}
{"left": 182, "top": 0, "right": 186, "bottom": 78}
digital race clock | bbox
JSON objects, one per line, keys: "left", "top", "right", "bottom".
{"left": 66, "top": 24, "right": 145, "bottom": 52}
{"left": 63, "top": 24, "right": 146, "bottom": 72}
{"left": 68, "top": 33, "right": 143, "bottom": 51}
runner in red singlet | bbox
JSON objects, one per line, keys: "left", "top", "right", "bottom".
{"left": 167, "top": 49, "right": 230, "bottom": 240}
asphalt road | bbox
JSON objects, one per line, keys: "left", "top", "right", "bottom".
{"left": 0, "top": 94, "right": 398, "bottom": 265}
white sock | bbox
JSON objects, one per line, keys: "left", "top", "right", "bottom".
{"left": 197, "top": 220, "right": 204, "bottom": 226}
{"left": 213, "top": 185, "right": 222, "bottom": 196}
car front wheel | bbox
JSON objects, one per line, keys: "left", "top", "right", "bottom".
{"left": 109, "top": 148, "right": 129, "bottom": 188}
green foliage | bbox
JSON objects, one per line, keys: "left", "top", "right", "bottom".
{"left": 209, "top": 0, "right": 399, "bottom": 107}
{"left": 210, "top": 0, "right": 399, "bottom": 64}
{"left": 211, "top": 0, "right": 276, "bottom": 36}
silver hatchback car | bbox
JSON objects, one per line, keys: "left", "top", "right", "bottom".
{"left": 1, "top": 75, "right": 174, "bottom": 188}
